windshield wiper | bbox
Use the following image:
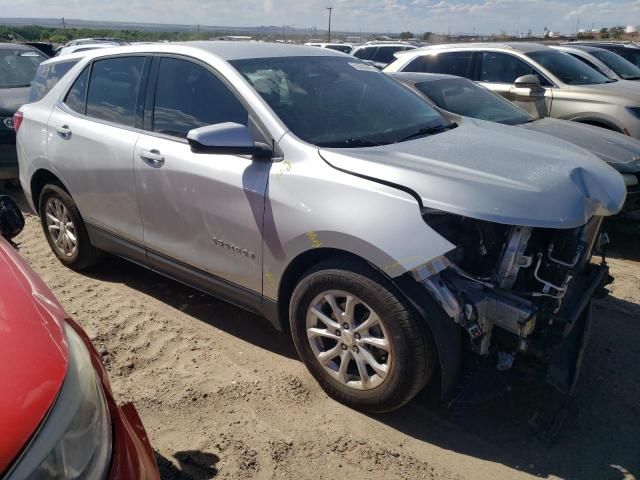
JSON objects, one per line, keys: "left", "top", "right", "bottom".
{"left": 394, "top": 122, "right": 458, "bottom": 144}
{"left": 318, "top": 137, "right": 385, "bottom": 148}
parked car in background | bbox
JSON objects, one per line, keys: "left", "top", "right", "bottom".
{"left": 385, "top": 43, "right": 640, "bottom": 138}
{"left": 389, "top": 71, "right": 640, "bottom": 213}
{"left": 350, "top": 42, "right": 417, "bottom": 69}
{"left": 21, "top": 42, "right": 55, "bottom": 58}
{"left": 570, "top": 42, "right": 640, "bottom": 69}
{"left": 0, "top": 195, "right": 160, "bottom": 480}
{"left": 304, "top": 42, "right": 353, "bottom": 53}
{"left": 16, "top": 42, "right": 624, "bottom": 423}
{"left": 57, "top": 42, "right": 124, "bottom": 57}
{"left": 0, "top": 43, "right": 46, "bottom": 180}
{"left": 551, "top": 44, "right": 640, "bottom": 81}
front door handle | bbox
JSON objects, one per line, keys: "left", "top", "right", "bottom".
{"left": 55, "top": 125, "right": 71, "bottom": 139}
{"left": 139, "top": 149, "right": 165, "bottom": 167}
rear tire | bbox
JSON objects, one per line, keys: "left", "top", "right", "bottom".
{"left": 289, "top": 258, "right": 436, "bottom": 413}
{"left": 39, "top": 183, "right": 102, "bottom": 270}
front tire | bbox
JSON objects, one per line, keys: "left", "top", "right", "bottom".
{"left": 289, "top": 259, "right": 436, "bottom": 413}
{"left": 39, "top": 183, "right": 102, "bottom": 270}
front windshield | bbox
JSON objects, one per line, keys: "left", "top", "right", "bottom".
{"left": 0, "top": 49, "right": 45, "bottom": 88}
{"left": 231, "top": 56, "right": 449, "bottom": 147}
{"left": 590, "top": 49, "right": 640, "bottom": 80}
{"left": 527, "top": 50, "right": 612, "bottom": 85}
{"left": 414, "top": 77, "right": 532, "bottom": 125}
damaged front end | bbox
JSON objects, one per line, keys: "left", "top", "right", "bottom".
{"left": 414, "top": 210, "right": 611, "bottom": 402}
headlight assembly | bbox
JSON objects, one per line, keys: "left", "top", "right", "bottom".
{"left": 6, "top": 324, "right": 112, "bottom": 480}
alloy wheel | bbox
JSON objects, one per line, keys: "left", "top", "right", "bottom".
{"left": 45, "top": 197, "right": 77, "bottom": 258}
{"left": 306, "top": 290, "right": 392, "bottom": 390}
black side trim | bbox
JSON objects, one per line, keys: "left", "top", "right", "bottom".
{"left": 87, "top": 223, "right": 147, "bottom": 266}
{"left": 85, "top": 223, "right": 282, "bottom": 328}
{"left": 147, "top": 248, "right": 263, "bottom": 316}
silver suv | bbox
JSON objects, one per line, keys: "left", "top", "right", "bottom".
{"left": 17, "top": 43, "right": 625, "bottom": 414}
{"left": 385, "top": 42, "right": 640, "bottom": 138}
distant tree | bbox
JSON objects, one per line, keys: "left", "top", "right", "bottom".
{"left": 610, "top": 25, "right": 625, "bottom": 38}
{"left": 600, "top": 27, "right": 610, "bottom": 39}
{"left": 527, "top": 29, "right": 532, "bottom": 38}
{"left": 400, "top": 31, "right": 414, "bottom": 40}
{"left": 422, "top": 31, "right": 432, "bottom": 41}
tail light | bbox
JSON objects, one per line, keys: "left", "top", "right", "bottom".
{"left": 13, "top": 111, "right": 23, "bottom": 132}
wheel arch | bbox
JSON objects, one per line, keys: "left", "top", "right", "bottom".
{"left": 570, "top": 116, "right": 625, "bottom": 134}
{"left": 30, "top": 169, "right": 70, "bottom": 215}
{"left": 272, "top": 247, "right": 462, "bottom": 400}
{"left": 274, "top": 248, "right": 367, "bottom": 332}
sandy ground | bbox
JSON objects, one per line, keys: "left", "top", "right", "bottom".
{"left": 8, "top": 187, "right": 640, "bottom": 480}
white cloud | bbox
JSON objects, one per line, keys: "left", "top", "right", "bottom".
{"left": 0, "top": 0, "right": 637, "bottom": 34}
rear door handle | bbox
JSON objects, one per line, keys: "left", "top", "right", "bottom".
{"left": 55, "top": 125, "right": 71, "bottom": 139}
{"left": 139, "top": 149, "right": 165, "bottom": 167}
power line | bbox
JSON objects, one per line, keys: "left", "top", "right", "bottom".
{"left": 326, "top": 7, "right": 333, "bottom": 41}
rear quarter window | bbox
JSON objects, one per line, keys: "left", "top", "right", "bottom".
{"left": 64, "top": 66, "right": 90, "bottom": 114}
{"left": 27, "top": 60, "right": 78, "bottom": 103}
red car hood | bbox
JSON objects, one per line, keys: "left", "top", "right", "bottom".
{"left": 0, "top": 238, "right": 68, "bottom": 474}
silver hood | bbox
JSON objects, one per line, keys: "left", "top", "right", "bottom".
{"left": 319, "top": 118, "right": 626, "bottom": 229}
{"left": 520, "top": 118, "right": 640, "bottom": 173}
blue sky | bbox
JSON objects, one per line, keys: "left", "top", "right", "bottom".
{"left": 2, "top": 0, "right": 639, "bottom": 34}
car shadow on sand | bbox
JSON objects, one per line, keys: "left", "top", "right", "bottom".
{"left": 376, "top": 293, "right": 640, "bottom": 480}
{"left": 83, "top": 254, "right": 300, "bottom": 361}
{"left": 155, "top": 450, "right": 220, "bottom": 479}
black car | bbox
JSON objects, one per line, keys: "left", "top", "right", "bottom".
{"left": 0, "top": 43, "right": 46, "bottom": 180}
{"left": 571, "top": 42, "right": 640, "bottom": 69}
{"left": 21, "top": 42, "right": 55, "bottom": 58}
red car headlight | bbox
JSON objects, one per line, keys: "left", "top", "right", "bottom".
{"left": 5, "top": 324, "right": 112, "bottom": 480}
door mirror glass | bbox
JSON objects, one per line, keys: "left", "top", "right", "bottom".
{"left": 514, "top": 74, "right": 542, "bottom": 88}
{"left": 0, "top": 195, "right": 25, "bottom": 240}
{"left": 187, "top": 123, "right": 271, "bottom": 158}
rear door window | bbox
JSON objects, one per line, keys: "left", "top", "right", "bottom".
{"left": 353, "top": 47, "right": 376, "bottom": 61}
{"left": 64, "top": 66, "right": 90, "bottom": 114}
{"left": 85, "top": 56, "right": 145, "bottom": 127}
{"left": 405, "top": 51, "right": 473, "bottom": 77}
{"left": 151, "top": 57, "right": 248, "bottom": 138}
{"left": 27, "top": 60, "right": 78, "bottom": 103}
{"left": 479, "top": 52, "right": 550, "bottom": 86}
{"left": 374, "top": 46, "right": 404, "bottom": 64}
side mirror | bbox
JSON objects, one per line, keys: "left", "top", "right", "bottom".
{"left": 187, "top": 123, "right": 272, "bottom": 159}
{"left": 0, "top": 195, "right": 25, "bottom": 240}
{"left": 514, "top": 74, "right": 542, "bottom": 89}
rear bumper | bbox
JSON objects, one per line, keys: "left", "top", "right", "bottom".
{"left": 66, "top": 319, "right": 160, "bottom": 480}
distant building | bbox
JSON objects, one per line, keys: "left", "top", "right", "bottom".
{"left": 626, "top": 25, "right": 639, "bottom": 34}
{"left": 215, "top": 35, "right": 253, "bottom": 41}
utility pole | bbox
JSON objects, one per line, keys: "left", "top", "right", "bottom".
{"left": 197, "top": 24, "right": 200, "bottom": 40}
{"left": 62, "top": 17, "right": 66, "bottom": 29}
{"left": 326, "top": 7, "right": 333, "bottom": 41}
{"left": 282, "top": 24, "right": 286, "bottom": 42}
